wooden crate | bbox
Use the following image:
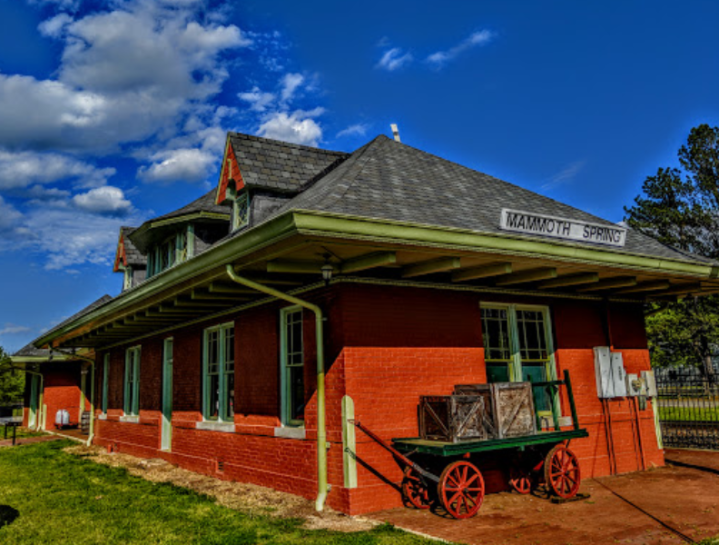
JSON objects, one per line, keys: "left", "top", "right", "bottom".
{"left": 491, "top": 382, "right": 536, "bottom": 438}
{"left": 419, "top": 395, "right": 491, "bottom": 443}
{"left": 452, "top": 383, "right": 498, "bottom": 440}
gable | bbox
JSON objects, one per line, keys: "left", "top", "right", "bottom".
{"left": 215, "top": 138, "right": 245, "bottom": 205}
{"left": 113, "top": 230, "right": 127, "bottom": 272}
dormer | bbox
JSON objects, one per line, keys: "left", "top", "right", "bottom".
{"left": 215, "top": 132, "right": 349, "bottom": 233}
{"left": 113, "top": 227, "right": 147, "bottom": 291}
{"left": 128, "top": 190, "right": 231, "bottom": 280}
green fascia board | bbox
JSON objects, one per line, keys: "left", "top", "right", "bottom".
{"left": 150, "top": 211, "right": 229, "bottom": 229}
{"left": 35, "top": 208, "right": 718, "bottom": 349}
{"left": 35, "top": 212, "right": 298, "bottom": 348}
{"left": 9, "top": 356, "right": 70, "bottom": 365}
{"left": 291, "top": 210, "right": 718, "bottom": 278}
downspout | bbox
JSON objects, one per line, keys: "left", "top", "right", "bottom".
{"left": 225, "top": 265, "right": 329, "bottom": 512}
{"left": 51, "top": 349, "right": 96, "bottom": 447}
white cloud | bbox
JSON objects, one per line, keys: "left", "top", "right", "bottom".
{"left": 139, "top": 148, "right": 217, "bottom": 183}
{"left": 72, "top": 186, "right": 132, "bottom": 215}
{"left": 0, "top": 1, "right": 249, "bottom": 153}
{"left": 0, "top": 196, "right": 22, "bottom": 230}
{"left": 376, "top": 48, "right": 413, "bottom": 71}
{"left": 0, "top": 324, "right": 31, "bottom": 336}
{"left": 0, "top": 204, "right": 146, "bottom": 270}
{"left": 38, "top": 13, "right": 74, "bottom": 38}
{"left": 337, "top": 123, "right": 369, "bottom": 138}
{"left": 238, "top": 86, "right": 276, "bottom": 112}
{"left": 258, "top": 109, "right": 324, "bottom": 147}
{"left": 0, "top": 149, "right": 115, "bottom": 190}
{"left": 541, "top": 161, "right": 586, "bottom": 191}
{"left": 426, "top": 30, "right": 495, "bottom": 68}
{"left": 280, "top": 73, "right": 304, "bottom": 103}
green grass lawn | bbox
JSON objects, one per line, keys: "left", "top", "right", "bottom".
{"left": 1, "top": 427, "right": 46, "bottom": 441}
{"left": 0, "top": 440, "right": 438, "bottom": 545}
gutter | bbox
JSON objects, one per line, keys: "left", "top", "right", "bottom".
{"left": 225, "top": 265, "right": 329, "bottom": 512}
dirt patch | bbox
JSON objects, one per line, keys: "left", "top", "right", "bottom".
{"left": 370, "top": 462, "right": 719, "bottom": 545}
{"left": 63, "top": 444, "right": 376, "bottom": 533}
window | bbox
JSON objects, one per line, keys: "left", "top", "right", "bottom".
{"left": 203, "top": 323, "right": 235, "bottom": 422}
{"left": 102, "top": 353, "right": 110, "bottom": 414}
{"left": 232, "top": 192, "right": 250, "bottom": 231}
{"left": 124, "top": 346, "right": 141, "bottom": 416}
{"left": 481, "top": 304, "right": 557, "bottom": 414}
{"left": 146, "top": 230, "right": 190, "bottom": 278}
{"left": 280, "top": 307, "right": 304, "bottom": 426}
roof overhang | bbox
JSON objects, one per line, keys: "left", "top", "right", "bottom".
{"left": 35, "top": 209, "right": 719, "bottom": 351}
{"left": 129, "top": 211, "right": 230, "bottom": 254}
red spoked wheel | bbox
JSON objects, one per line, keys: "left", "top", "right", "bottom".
{"left": 509, "top": 465, "right": 533, "bottom": 495}
{"left": 401, "top": 466, "right": 431, "bottom": 509}
{"left": 544, "top": 445, "right": 581, "bottom": 499}
{"left": 438, "top": 460, "right": 485, "bottom": 519}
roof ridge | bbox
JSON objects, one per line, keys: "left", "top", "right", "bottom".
{"left": 308, "top": 135, "right": 389, "bottom": 210}
{"left": 227, "top": 131, "right": 347, "bottom": 157}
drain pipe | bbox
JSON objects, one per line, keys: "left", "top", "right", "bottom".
{"left": 226, "top": 265, "right": 329, "bottom": 512}
{"left": 51, "top": 349, "right": 96, "bottom": 447}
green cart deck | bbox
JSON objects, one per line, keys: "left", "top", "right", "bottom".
{"left": 392, "top": 428, "right": 589, "bottom": 457}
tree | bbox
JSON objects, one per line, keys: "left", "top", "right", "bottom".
{"left": 0, "top": 346, "right": 25, "bottom": 406}
{"left": 625, "top": 124, "right": 719, "bottom": 378}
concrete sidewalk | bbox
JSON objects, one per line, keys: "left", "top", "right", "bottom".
{"left": 370, "top": 452, "right": 719, "bottom": 545}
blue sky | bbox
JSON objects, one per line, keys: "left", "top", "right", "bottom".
{"left": 0, "top": 0, "right": 718, "bottom": 353}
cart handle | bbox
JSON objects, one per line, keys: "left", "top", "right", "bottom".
{"left": 348, "top": 419, "right": 439, "bottom": 483}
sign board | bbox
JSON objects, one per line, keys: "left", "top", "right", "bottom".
{"left": 500, "top": 209, "right": 627, "bottom": 248}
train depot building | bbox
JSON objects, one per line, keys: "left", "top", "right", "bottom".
{"left": 20, "top": 131, "right": 719, "bottom": 516}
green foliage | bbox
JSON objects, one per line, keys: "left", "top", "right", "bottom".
{"left": 0, "top": 345, "right": 24, "bottom": 405}
{"left": 0, "top": 441, "right": 440, "bottom": 545}
{"left": 625, "top": 125, "right": 719, "bottom": 374}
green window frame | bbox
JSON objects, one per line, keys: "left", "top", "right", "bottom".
{"left": 202, "top": 322, "right": 235, "bottom": 422}
{"left": 124, "top": 346, "right": 141, "bottom": 416}
{"left": 280, "top": 306, "right": 305, "bottom": 426}
{"left": 161, "top": 337, "right": 173, "bottom": 451}
{"left": 480, "top": 303, "right": 558, "bottom": 416}
{"left": 102, "top": 353, "right": 110, "bottom": 414}
{"left": 232, "top": 192, "right": 250, "bottom": 231}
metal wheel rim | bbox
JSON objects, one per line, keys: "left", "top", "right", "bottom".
{"left": 545, "top": 446, "right": 581, "bottom": 499}
{"left": 509, "top": 466, "right": 532, "bottom": 495}
{"left": 401, "top": 467, "right": 431, "bottom": 509}
{"left": 438, "top": 460, "right": 484, "bottom": 519}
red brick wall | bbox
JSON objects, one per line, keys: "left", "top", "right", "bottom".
{"left": 86, "top": 283, "right": 661, "bottom": 518}
{"left": 337, "top": 286, "right": 662, "bottom": 515}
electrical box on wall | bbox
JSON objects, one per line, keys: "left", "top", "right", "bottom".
{"left": 625, "top": 373, "right": 643, "bottom": 396}
{"left": 611, "top": 352, "right": 628, "bottom": 397}
{"left": 594, "top": 347, "right": 628, "bottom": 398}
{"left": 641, "top": 370, "right": 657, "bottom": 397}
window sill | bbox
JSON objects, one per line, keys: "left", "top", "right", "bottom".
{"left": 119, "top": 415, "right": 139, "bottom": 424}
{"left": 196, "top": 421, "right": 235, "bottom": 433}
{"left": 98, "top": 414, "right": 107, "bottom": 421}
{"left": 274, "top": 426, "right": 306, "bottom": 440}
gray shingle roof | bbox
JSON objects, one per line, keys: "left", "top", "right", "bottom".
{"left": 120, "top": 227, "right": 146, "bottom": 267}
{"left": 229, "top": 132, "right": 348, "bottom": 193}
{"left": 13, "top": 294, "right": 113, "bottom": 356}
{"left": 263, "top": 135, "right": 712, "bottom": 264}
{"left": 153, "top": 189, "right": 229, "bottom": 222}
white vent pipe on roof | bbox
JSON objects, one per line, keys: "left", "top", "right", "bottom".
{"left": 390, "top": 124, "right": 401, "bottom": 142}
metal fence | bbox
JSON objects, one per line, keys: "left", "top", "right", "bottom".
{"left": 655, "top": 368, "right": 719, "bottom": 450}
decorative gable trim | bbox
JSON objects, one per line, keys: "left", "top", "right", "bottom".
{"left": 215, "top": 139, "right": 245, "bottom": 205}
{"left": 113, "top": 231, "right": 127, "bottom": 272}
